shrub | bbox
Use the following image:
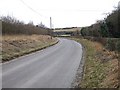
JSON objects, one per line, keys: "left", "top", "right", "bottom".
{"left": 116, "top": 39, "right": 120, "bottom": 52}
{"left": 105, "top": 39, "right": 116, "bottom": 51}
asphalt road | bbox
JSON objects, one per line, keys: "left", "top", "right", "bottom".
{"left": 2, "top": 38, "right": 82, "bottom": 88}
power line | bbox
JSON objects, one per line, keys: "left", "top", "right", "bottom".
{"left": 19, "top": 0, "right": 54, "bottom": 28}
{"left": 19, "top": 0, "right": 48, "bottom": 18}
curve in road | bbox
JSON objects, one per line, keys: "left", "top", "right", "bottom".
{"left": 2, "top": 38, "right": 82, "bottom": 88}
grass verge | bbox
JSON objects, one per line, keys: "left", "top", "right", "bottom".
{"left": 71, "top": 37, "right": 119, "bottom": 88}
{"left": 2, "top": 35, "right": 58, "bottom": 63}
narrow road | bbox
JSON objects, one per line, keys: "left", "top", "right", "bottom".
{"left": 2, "top": 38, "right": 82, "bottom": 88}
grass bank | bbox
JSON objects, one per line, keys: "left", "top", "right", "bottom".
{"left": 71, "top": 38, "right": 119, "bottom": 88}
{"left": 2, "top": 35, "right": 58, "bottom": 63}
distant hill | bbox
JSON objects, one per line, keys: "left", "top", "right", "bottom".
{"left": 53, "top": 27, "right": 82, "bottom": 36}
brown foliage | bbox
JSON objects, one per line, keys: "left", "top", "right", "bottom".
{"left": 1, "top": 16, "right": 51, "bottom": 35}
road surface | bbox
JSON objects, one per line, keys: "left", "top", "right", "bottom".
{"left": 2, "top": 38, "right": 82, "bottom": 88}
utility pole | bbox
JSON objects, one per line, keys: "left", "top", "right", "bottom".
{"left": 50, "top": 17, "right": 52, "bottom": 29}
{"left": 118, "top": 1, "right": 120, "bottom": 10}
{"left": 50, "top": 17, "right": 53, "bottom": 39}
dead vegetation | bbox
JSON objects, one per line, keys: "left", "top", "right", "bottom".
{"left": 94, "top": 42, "right": 119, "bottom": 88}
{"left": 71, "top": 38, "right": 119, "bottom": 88}
{"left": 1, "top": 16, "right": 50, "bottom": 35}
{"left": 2, "top": 35, "right": 58, "bottom": 62}
{"left": 0, "top": 16, "right": 57, "bottom": 63}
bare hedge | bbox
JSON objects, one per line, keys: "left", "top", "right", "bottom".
{"left": 83, "top": 36, "right": 120, "bottom": 52}
{"left": 1, "top": 16, "right": 51, "bottom": 35}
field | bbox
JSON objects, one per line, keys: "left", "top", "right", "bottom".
{"left": 54, "top": 27, "right": 81, "bottom": 32}
{"left": 53, "top": 27, "right": 81, "bottom": 36}
{"left": 2, "top": 35, "right": 58, "bottom": 62}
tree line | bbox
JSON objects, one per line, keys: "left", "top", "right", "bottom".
{"left": 80, "top": 8, "right": 120, "bottom": 52}
{"left": 1, "top": 16, "right": 51, "bottom": 35}
{"left": 81, "top": 8, "right": 119, "bottom": 38}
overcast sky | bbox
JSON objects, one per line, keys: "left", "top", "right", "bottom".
{"left": 0, "top": 0, "right": 119, "bottom": 28}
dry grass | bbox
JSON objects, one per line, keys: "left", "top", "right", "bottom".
{"left": 71, "top": 38, "right": 119, "bottom": 88}
{"left": 2, "top": 35, "right": 58, "bottom": 62}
